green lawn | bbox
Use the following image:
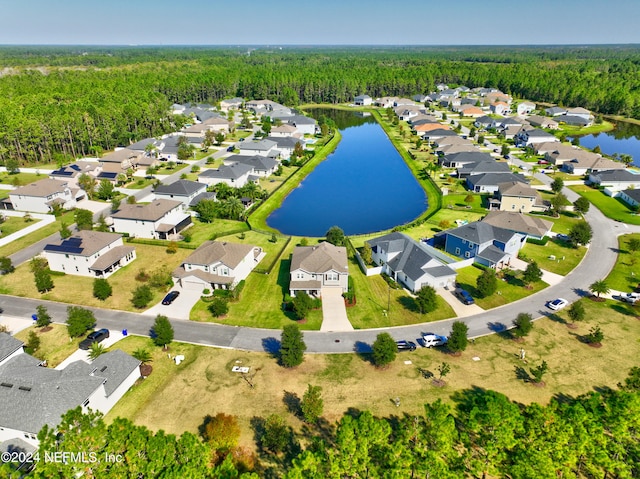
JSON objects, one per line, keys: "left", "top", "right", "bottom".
{"left": 124, "top": 177, "right": 156, "bottom": 189}
{"left": 519, "top": 239, "right": 587, "bottom": 276}
{"left": 14, "top": 324, "right": 79, "bottom": 368}
{"left": 554, "top": 120, "right": 615, "bottom": 137}
{"left": 183, "top": 219, "right": 249, "bottom": 245}
{"left": 605, "top": 233, "right": 640, "bottom": 292}
{"left": 454, "top": 264, "right": 548, "bottom": 309}
{"left": 570, "top": 184, "right": 640, "bottom": 225}
{"left": 0, "top": 215, "right": 41, "bottom": 238}
{"left": 529, "top": 210, "right": 582, "bottom": 235}
{"left": 0, "top": 172, "right": 46, "bottom": 186}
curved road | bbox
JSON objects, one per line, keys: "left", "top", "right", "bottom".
{"left": 1, "top": 159, "right": 636, "bottom": 353}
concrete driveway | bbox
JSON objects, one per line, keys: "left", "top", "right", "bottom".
{"left": 0, "top": 314, "right": 34, "bottom": 334}
{"left": 439, "top": 289, "right": 485, "bottom": 318}
{"left": 142, "top": 285, "right": 204, "bottom": 320}
{"left": 56, "top": 329, "right": 126, "bottom": 369}
{"left": 320, "top": 287, "right": 354, "bottom": 332}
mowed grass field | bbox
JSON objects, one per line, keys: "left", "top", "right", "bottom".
{"left": 606, "top": 233, "right": 640, "bottom": 292}
{"left": 14, "top": 323, "right": 79, "bottom": 367}
{"left": 105, "top": 298, "right": 640, "bottom": 449}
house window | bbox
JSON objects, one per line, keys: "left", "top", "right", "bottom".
{"left": 465, "top": 252, "right": 471, "bottom": 258}
{"left": 461, "top": 239, "right": 466, "bottom": 245}
{"left": 296, "top": 273, "right": 304, "bottom": 279}
{"left": 75, "top": 266, "right": 79, "bottom": 272}
{"left": 455, "top": 247, "right": 460, "bottom": 255}
{"left": 468, "top": 243, "right": 473, "bottom": 249}
{"left": 512, "top": 204, "right": 516, "bottom": 210}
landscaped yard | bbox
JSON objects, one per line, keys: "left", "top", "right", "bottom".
{"left": 570, "top": 184, "right": 640, "bottom": 225}
{"left": 14, "top": 323, "right": 79, "bottom": 368}
{"left": 105, "top": 297, "right": 640, "bottom": 449}
{"left": 529, "top": 210, "right": 582, "bottom": 235}
{"left": 605, "top": 233, "right": 640, "bottom": 292}
{"left": 519, "top": 239, "right": 587, "bottom": 276}
{"left": 180, "top": 218, "right": 249, "bottom": 245}
{"left": 454, "top": 264, "right": 549, "bottom": 309}
{"left": 0, "top": 244, "right": 192, "bottom": 311}
{"left": 0, "top": 215, "right": 41, "bottom": 238}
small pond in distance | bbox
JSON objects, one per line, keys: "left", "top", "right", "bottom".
{"left": 266, "top": 109, "right": 427, "bottom": 236}
{"left": 574, "top": 121, "right": 640, "bottom": 167}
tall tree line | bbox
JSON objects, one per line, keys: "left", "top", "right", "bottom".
{"left": 1, "top": 46, "right": 640, "bottom": 165}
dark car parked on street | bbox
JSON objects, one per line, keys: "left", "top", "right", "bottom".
{"left": 396, "top": 340, "right": 417, "bottom": 352}
{"left": 79, "top": 329, "right": 109, "bottom": 350}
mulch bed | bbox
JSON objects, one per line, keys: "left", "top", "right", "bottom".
{"left": 140, "top": 364, "right": 153, "bottom": 377}
{"left": 39, "top": 326, "right": 53, "bottom": 333}
{"left": 587, "top": 342, "right": 603, "bottom": 348}
{"left": 530, "top": 381, "right": 546, "bottom": 388}
{"left": 431, "top": 379, "right": 447, "bottom": 388}
{"left": 512, "top": 336, "right": 525, "bottom": 343}
{"left": 344, "top": 297, "right": 357, "bottom": 307}
{"left": 297, "top": 319, "right": 308, "bottom": 324}
{"left": 566, "top": 323, "right": 579, "bottom": 329}
{"left": 588, "top": 296, "right": 606, "bottom": 302}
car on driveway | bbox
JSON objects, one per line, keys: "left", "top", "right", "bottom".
{"left": 79, "top": 329, "right": 109, "bottom": 350}
{"left": 422, "top": 333, "right": 448, "bottom": 348}
{"left": 396, "top": 340, "right": 417, "bottom": 352}
{"left": 454, "top": 288, "right": 475, "bottom": 305}
{"left": 162, "top": 290, "right": 180, "bottom": 305}
{"left": 556, "top": 233, "right": 570, "bottom": 242}
{"left": 547, "top": 298, "right": 568, "bottom": 311}
{"left": 619, "top": 292, "right": 640, "bottom": 303}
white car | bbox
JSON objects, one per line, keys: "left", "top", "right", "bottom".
{"left": 422, "top": 333, "right": 448, "bottom": 348}
{"left": 547, "top": 298, "right": 568, "bottom": 311}
{"left": 620, "top": 293, "right": 640, "bottom": 304}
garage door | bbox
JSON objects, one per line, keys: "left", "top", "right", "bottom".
{"left": 181, "top": 279, "right": 206, "bottom": 291}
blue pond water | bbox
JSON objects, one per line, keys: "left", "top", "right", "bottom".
{"left": 573, "top": 121, "right": 640, "bottom": 167}
{"left": 266, "top": 110, "right": 427, "bottom": 236}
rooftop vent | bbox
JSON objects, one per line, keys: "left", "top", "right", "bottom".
{"left": 18, "top": 386, "right": 31, "bottom": 392}
{"left": 1, "top": 382, "right": 13, "bottom": 388}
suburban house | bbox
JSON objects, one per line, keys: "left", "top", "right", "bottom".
{"left": 270, "top": 124, "right": 300, "bottom": 137}
{"left": 414, "top": 123, "right": 450, "bottom": 136}
{"left": 457, "top": 105, "right": 484, "bottom": 117}
{"left": 43, "top": 230, "right": 136, "bottom": 278}
{"left": 563, "top": 157, "right": 626, "bottom": 175}
{"left": 517, "top": 101, "right": 536, "bottom": 115}
{"left": 99, "top": 148, "right": 143, "bottom": 175}
{"left": 197, "top": 162, "right": 255, "bottom": 188}
{"left": 219, "top": 97, "right": 244, "bottom": 112}
{"left": 485, "top": 92, "right": 512, "bottom": 105}
{"left": 289, "top": 242, "right": 349, "bottom": 297}
{"left": 474, "top": 116, "right": 495, "bottom": 129}
{"left": 172, "top": 240, "right": 264, "bottom": 290}
{"left": 457, "top": 160, "right": 511, "bottom": 179}
{"left": 354, "top": 94, "right": 372, "bottom": 106}
{"left": 375, "top": 97, "right": 397, "bottom": 108}
{"left": 533, "top": 141, "right": 567, "bottom": 156}
{"left": 566, "top": 107, "right": 592, "bottom": 121}
{"left": 182, "top": 117, "right": 229, "bottom": 138}
{"left": 588, "top": 169, "right": 640, "bottom": 193}
{"left": 526, "top": 115, "right": 559, "bottom": 129}
{"left": 110, "top": 199, "right": 192, "bottom": 239}
{"left": 422, "top": 129, "right": 459, "bottom": 142}
{"left": 490, "top": 102, "right": 510, "bottom": 115}
{"left": 545, "top": 106, "right": 567, "bottom": 117}
{"left": 482, "top": 211, "right": 553, "bottom": 240}
{"left": 618, "top": 188, "right": 640, "bottom": 208}
{"left": 224, "top": 155, "right": 278, "bottom": 177}
{"left": 50, "top": 161, "right": 102, "bottom": 188}
{"left": 466, "top": 172, "right": 528, "bottom": 193}
{"left": 440, "top": 151, "right": 494, "bottom": 169}
{"left": 238, "top": 139, "right": 277, "bottom": 157}
{"left": 515, "top": 128, "right": 559, "bottom": 147}
{"left": 154, "top": 179, "right": 207, "bottom": 207}
{"left": 266, "top": 136, "right": 304, "bottom": 159}
{"left": 556, "top": 114, "right": 592, "bottom": 127}
{"left": 437, "top": 143, "right": 480, "bottom": 155}
{"left": 366, "top": 232, "right": 457, "bottom": 291}
{"left": 245, "top": 99, "right": 285, "bottom": 115}
{"left": 496, "top": 180, "right": 549, "bottom": 213}
{"left": 545, "top": 144, "right": 602, "bottom": 166}
{"left": 282, "top": 115, "right": 317, "bottom": 135}
{"left": 0, "top": 334, "right": 140, "bottom": 449}
{"left": 434, "top": 221, "right": 526, "bottom": 268}
{"left": 10, "top": 178, "right": 79, "bottom": 213}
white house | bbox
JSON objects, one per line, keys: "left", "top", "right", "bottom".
{"left": 266, "top": 136, "right": 303, "bottom": 160}
{"left": 618, "top": 188, "right": 640, "bottom": 208}
{"left": 270, "top": 124, "right": 299, "bottom": 137}
{"left": 49, "top": 161, "right": 102, "bottom": 188}
{"left": 197, "top": 162, "right": 255, "bottom": 188}
{"left": 154, "top": 179, "right": 207, "bottom": 207}
{"left": 238, "top": 139, "right": 277, "bottom": 157}
{"left": 354, "top": 94, "right": 372, "bottom": 106}
{"left": 219, "top": 97, "right": 244, "bottom": 112}
{"left": 110, "top": 199, "right": 192, "bottom": 239}
{"left": 289, "top": 242, "right": 349, "bottom": 297}
{"left": 517, "top": 101, "right": 536, "bottom": 115}
{"left": 588, "top": 169, "right": 640, "bottom": 192}
{"left": 9, "top": 178, "right": 79, "bottom": 213}
{"left": 366, "top": 232, "right": 457, "bottom": 291}
{"left": 490, "top": 102, "right": 510, "bottom": 115}
{"left": 172, "top": 240, "right": 265, "bottom": 290}
{"left": 0, "top": 336, "right": 140, "bottom": 449}
{"left": 43, "top": 230, "right": 136, "bottom": 278}
{"left": 564, "top": 157, "right": 625, "bottom": 176}
{"left": 223, "top": 155, "right": 278, "bottom": 177}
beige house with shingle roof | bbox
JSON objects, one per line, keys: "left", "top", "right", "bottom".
{"left": 496, "top": 181, "right": 549, "bottom": 213}
{"left": 173, "top": 240, "right": 264, "bottom": 290}
{"left": 289, "top": 242, "right": 349, "bottom": 297}
{"left": 545, "top": 144, "right": 601, "bottom": 166}
{"left": 43, "top": 230, "right": 135, "bottom": 278}
{"left": 482, "top": 211, "right": 553, "bottom": 240}
{"left": 110, "top": 199, "right": 192, "bottom": 239}
{"left": 9, "top": 178, "right": 79, "bottom": 213}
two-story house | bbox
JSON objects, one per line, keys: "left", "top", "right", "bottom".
{"left": 366, "top": 232, "right": 457, "bottom": 291}
{"left": 435, "top": 221, "right": 526, "bottom": 268}
{"left": 9, "top": 178, "right": 79, "bottom": 213}
{"left": 153, "top": 179, "right": 207, "bottom": 207}
{"left": 289, "top": 242, "right": 349, "bottom": 297}
{"left": 110, "top": 199, "right": 192, "bottom": 239}
{"left": 172, "top": 240, "right": 265, "bottom": 290}
{"left": 197, "top": 162, "right": 255, "bottom": 188}
{"left": 43, "top": 230, "right": 136, "bottom": 278}
{"left": 496, "top": 181, "right": 549, "bottom": 213}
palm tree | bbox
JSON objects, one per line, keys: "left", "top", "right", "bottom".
{"left": 132, "top": 348, "right": 152, "bottom": 365}
{"left": 88, "top": 342, "right": 106, "bottom": 361}
{"left": 589, "top": 280, "right": 610, "bottom": 299}
{"left": 222, "top": 197, "right": 245, "bottom": 220}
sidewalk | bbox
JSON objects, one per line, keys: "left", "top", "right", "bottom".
{"left": 0, "top": 211, "right": 56, "bottom": 247}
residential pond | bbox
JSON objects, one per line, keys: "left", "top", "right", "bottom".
{"left": 573, "top": 121, "right": 640, "bottom": 167}
{"left": 266, "top": 109, "right": 427, "bottom": 236}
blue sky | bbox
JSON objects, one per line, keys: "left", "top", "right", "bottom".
{"left": 1, "top": 0, "right": 639, "bottom": 45}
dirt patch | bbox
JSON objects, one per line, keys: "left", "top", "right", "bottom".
{"left": 587, "top": 342, "right": 603, "bottom": 348}
{"left": 140, "top": 364, "right": 153, "bottom": 377}
{"left": 588, "top": 296, "right": 606, "bottom": 302}
{"left": 297, "top": 319, "right": 308, "bottom": 325}
{"left": 39, "top": 326, "right": 53, "bottom": 333}
{"left": 431, "top": 379, "right": 446, "bottom": 388}
{"left": 512, "top": 336, "right": 525, "bottom": 343}
{"left": 566, "top": 323, "right": 579, "bottom": 330}
{"left": 530, "top": 381, "right": 546, "bottom": 388}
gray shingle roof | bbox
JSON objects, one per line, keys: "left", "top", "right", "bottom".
{"left": 467, "top": 172, "right": 527, "bottom": 187}
{"left": 0, "top": 333, "right": 23, "bottom": 364}
{"left": 446, "top": 221, "right": 518, "bottom": 245}
{"left": 291, "top": 242, "right": 348, "bottom": 274}
{"left": 44, "top": 230, "right": 123, "bottom": 257}
{"left": 180, "top": 241, "right": 254, "bottom": 269}
{"left": 622, "top": 188, "right": 640, "bottom": 203}
{"left": 154, "top": 179, "right": 206, "bottom": 197}
{"left": 89, "top": 349, "right": 140, "bottom": 396}
{"left": 89, "top": 245, "right": 136, "bottom": 272}
{"left": 198, "top": 163, "right": 253, "bottom": 180}
{"left": 240, "top": 139, "right": 277, "bottom": 151}
{"left": 11, "top": 179, "right": 69, "bottom": 198}
{"left": 459, "top": 161, "right": 512, "bottom": 176}
{"left": 477, "top": 245, "right": 510, "bottom": 264}
{"left": 111, "top": 199, "right": 182, "bottom": 221}
{"left": 590, "top": 169, "right": 638, "bottom": 182}
{"left": 189, "top": 191, "right": 218, "bottom": 207}
{"left": 482, "top": 211, "right": 553, "bottom": 238}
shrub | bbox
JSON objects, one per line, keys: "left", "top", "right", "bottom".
{"left": 476, "top": 268, "right": 497, "bottom": 298}
{"left": 415, "top": 285, "right": 438, "bottom": 313}
{"left": 66, "top": 306, "right": 96, "bottom": 338}
{"left": 526, "top": 236, "right": 550, "bottom": 246}
{"left": 35, "top": 305, "right": 52, "bottom": 328}
{"left": 372, "top": 332, "right": 397, "bottom": 367}
{"left": 260, "top": 414, "right": 289, "bottom": 453}
{"left": 208, "top": 298, "right": 229, "bottom": 317}
{"left": 25, "top": 331, "right": 40, "bottom": 355}
{"left": 292, "top": 291, "right": 313, "bottom": 320}
{"left": 201, "top": 413, "right": 241, "bottom": 452}
{"left": 301, "top": 384, "right": 324, "bottom": 424}
{"left": 131, "top": 285, "right": 154, "bottom": 308}
{"left": 93, "top": 278, "right": 113, "bottom": 300}
{"left": 512, "top": 313, "right": 534, "bottom": 338}
{"left": 152, "top": 315, "right": 174, "bottom": 348}
{"left": 586, "top": 325, "right": 604, "bottom": 344}
{"left": 447, "top": 321, "right": 469, "bottom": 353}
{"left": 280, "top": 324, "right": 306, "bottom": 368}
{"left": 232, "top": 280, "right": 245, "bottom": 300}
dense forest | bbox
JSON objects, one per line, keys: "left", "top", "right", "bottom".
{"left": 2, "top": 379, "right": 638, "bottom": 478}
{"left": 1, "top": 45, "right": 640, "bottom": 165}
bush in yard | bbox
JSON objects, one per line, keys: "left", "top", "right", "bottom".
{"left": 325, "top": 226, "right": 345, "bottom": 246}
{"left": 260, "top": 414, "right": 290, "bottom": 453}
{"left": 573, "top": 197, "right": 590, "bottom": 215}
{"left": 131, "top": 285, "right": 154, "bottom": 308}
{"left": 31, "top": 257, "right": 53, "bottom": 293}
{"left": 93, "top": 278, "right": 112, "bottom": 300}
{"left": 512, "top": 312, "right": 534, "bottom": 338}
{"left": 292, "top": 291, "right": 313, "bottom": 320}
{"left": 415, "top": 285, "right": 438, "bottom": 314}
{"left": 522, "top": 261, "right": 543, "bottom": 285}
{"left": 372, "top": 332, "right": 397, "bottom": 367}
{"left": 447, "top": 321, "right": 469, "bottom": 353}
{"left": 569, "top": 220, "right": 593, "bottom": 245}
{"left": 567, "top": 301, "right": 586, "bottom": 324}
{"left": 301, "top": 384, "right": 324, "bottom": 424}
{"left": 529, "top": 360, "right": 548, "bottom": 384}
{"left": 551, "top": 177, "right": 564, "bottom": 193}
{"left": 25, "top": 331, "right": 40, "bottom": 355}
{"left": 0, "top": 256, "right": 15, "bottom": 274}
{"left": 201, "top": 413, "right": 241, "bottom": 452}
{"left": 476, "top": 268, "right": 497, "bottom": 298}
{"left": 208, "top": 298, "right": 229, "bottom": 317}
{"left": 35, "top": 304, "right": 52, "bottom": 328}
{"left": 585, "top": 325, "right": 604, "bottom": 345}
{"left": 152, "top": 315, "right": 174, "bottom": 348}
{"left": 618, "top": 366, "right": 640, "bottom": 392}
{"left": 280, "top": 324, "right": 306, "bottom": 368}
{"left": 66, "top": 306, "right": 96, "bottom": 338}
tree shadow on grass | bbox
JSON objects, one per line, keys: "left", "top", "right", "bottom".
{"left": 397, "top": 295, "right": 419, "bottom": 313}
{"left": 300, "top": 417, "right": 335, "bottom": 447}
{"left": 276, "top": 258, "right": 292, "bottom": 298}
{"left": 282, "top": 391, "right": 301, "bottom": 417}
{"left": 262, "top": 337, "right": 281, "bottom": 358}
{"left": 610, "top": 303, "right": 637, "bottom": 316}
{"left": 354, "top": 341, "right": 373, "bottom": 364}
{"left": 514, "top": 365, "right": 531, "bottom": 383}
